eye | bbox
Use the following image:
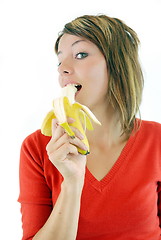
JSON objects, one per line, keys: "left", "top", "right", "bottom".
{"left": 75, "top": 52, "right": 88, "bottom": 59}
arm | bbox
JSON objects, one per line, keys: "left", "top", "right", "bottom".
{"left": 33, "top": 180, "right": 83, "bottom": 240}
{"left": 18, "top": 131, "right": 53, "bottom": 240}
{"left": 33, "top": 120, "right": 87, "bottom": 240}
{"left": 19, "top": 120, "right": 87, "bottom": 240}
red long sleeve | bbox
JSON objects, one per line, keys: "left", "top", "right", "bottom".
{"left": 18, "top": 131, "right": 52, "bottom": 239}
{"left": 18, "top": 120, "right": 161, "bottom": 240}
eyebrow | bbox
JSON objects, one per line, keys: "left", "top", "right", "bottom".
{"left": 57, "top": 39, "right": 86, "bottom": 56}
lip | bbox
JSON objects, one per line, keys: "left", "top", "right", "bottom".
{"left": 64, "top": 82, "right": 81, "bottom": 87}
{"left": 63, "top": 82, "right": 82, "bottom": 95}
{"left": 75, "top": 89, "right": 81, "bottom": 97}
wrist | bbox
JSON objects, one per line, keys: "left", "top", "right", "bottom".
{"left": 61, "top": 178, "right": 84, "bottom": 196}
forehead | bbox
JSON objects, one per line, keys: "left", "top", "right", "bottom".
{"left": 58, "top": 34, "right": 91, "bottom": 50}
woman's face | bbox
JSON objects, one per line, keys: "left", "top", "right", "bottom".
{"left": 57, "top": 33, "right": 109, "bottom": 109}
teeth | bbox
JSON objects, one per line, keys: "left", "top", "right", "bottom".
{"left": 41, "top": 84, "right": 101, "bottom": 155}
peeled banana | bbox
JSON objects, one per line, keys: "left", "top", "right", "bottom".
{"left": 41, "top": 84, "right": 101, "bottom": 155}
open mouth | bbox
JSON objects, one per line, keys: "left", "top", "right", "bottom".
{"left": 75, "top": 84, "right": 82, "bottom": 92}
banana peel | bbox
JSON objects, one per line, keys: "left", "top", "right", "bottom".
{"left": 41, "top": 84, "right": 101, "bottom": 155}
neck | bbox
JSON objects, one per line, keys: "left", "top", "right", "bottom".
{"left": 87, "top": 104, "right": 127, "bottom": 148}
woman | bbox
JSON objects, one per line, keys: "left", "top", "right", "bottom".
{"left": 18, "top": 14, "right": 161, "bottom": 240}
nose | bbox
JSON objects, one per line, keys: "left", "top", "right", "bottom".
{"left": 58, "top": 60, "right": 73, "bottom": 75}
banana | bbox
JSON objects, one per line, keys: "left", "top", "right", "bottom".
{"left": 41, "top": 84, "right": 101, "bottom": 155}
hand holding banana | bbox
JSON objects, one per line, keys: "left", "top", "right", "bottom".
{"left": 41, "top": 84, "right": 101, "bottom": 155}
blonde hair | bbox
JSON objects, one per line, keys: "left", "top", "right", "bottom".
{"left": 55, "top": 14, "right": 144, "bottom": 135}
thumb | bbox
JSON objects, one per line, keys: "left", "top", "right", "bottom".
{"left": 51, "top": 118, "right": 59, "bottom": 137}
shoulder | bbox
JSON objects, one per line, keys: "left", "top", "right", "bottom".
{"left": 138, "top": 119, "right": 161, "bottom": 144}
{"left": 22, "top": 129, "right": 51, "bottom": 145}
{"left": 21, "top": 129, "right": 51, "bottom": 157}
{"left": 141, "top": 119, "right": 161, "bottom": 134}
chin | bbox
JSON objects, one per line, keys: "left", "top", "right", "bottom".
{"left": 78, "top": 100, "right": 93, "bottom": 110}
{"left": 75, "top": 93, "right": 94, "bottom": 109}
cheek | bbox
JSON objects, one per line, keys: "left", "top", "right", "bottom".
{"left": 86, "top": 60, "right": 108, "bottom": 89}
{"left": 79, "top": 62, "right": 108, "bottom": 106}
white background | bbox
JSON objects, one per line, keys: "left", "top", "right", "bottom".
{"left": 0, "top": 0, "right": 161, "bottom": 239}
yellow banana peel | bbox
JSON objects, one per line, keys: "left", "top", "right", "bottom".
{"left": 41, "top": 84, "right": 101, "bottom": 155}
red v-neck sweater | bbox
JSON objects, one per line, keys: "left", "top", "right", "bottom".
{"left": 18, "top": 120, "right": 161, "bottom": 240}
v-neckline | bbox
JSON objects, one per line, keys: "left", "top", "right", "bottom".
{"left": 85, "top": 126, "right": 141, "bottom": 192}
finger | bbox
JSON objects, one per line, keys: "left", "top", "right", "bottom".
{"left": 70, "top": 126, "right": 84, "bottom": 140}
{"left": 51, "top": 119, "right": 65, "bottom": 141}
{"left": 51, "top": 118, "right": 59, "bottom": 136}
{"left": 52, "top": 132, "right": 88, "bottom": 153}
{"left": 49, "top": 142, "right": 78, "bottom": 163}
{"left": 67, "top": 117, "right": 75, "bottom": 124}
{"left": 46, "top": 122, "right": 65, "bottom": 154}
{"left": 49, "top": 132, "right": 70, "bottom": 153}
{"left": 61, "top": 142, "right": 79, "bottom": 158}
{"left": 52, "top": 118, "right": 75, "bottom": 140}
{"left": 69, "top": 136, "right": 88, "bottom": 151}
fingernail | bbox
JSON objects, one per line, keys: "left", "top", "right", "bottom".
{"left": 83, "top": 144, "right": 88, "bottom": 150}
{"left": 80, "top": 133, "right": 84, "bottom": 140}
{"left": 70, "top": 135, "right": 75, "bottom": 139}
{"left": 68, "top": 117, "right": 75, "bottom": 123}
